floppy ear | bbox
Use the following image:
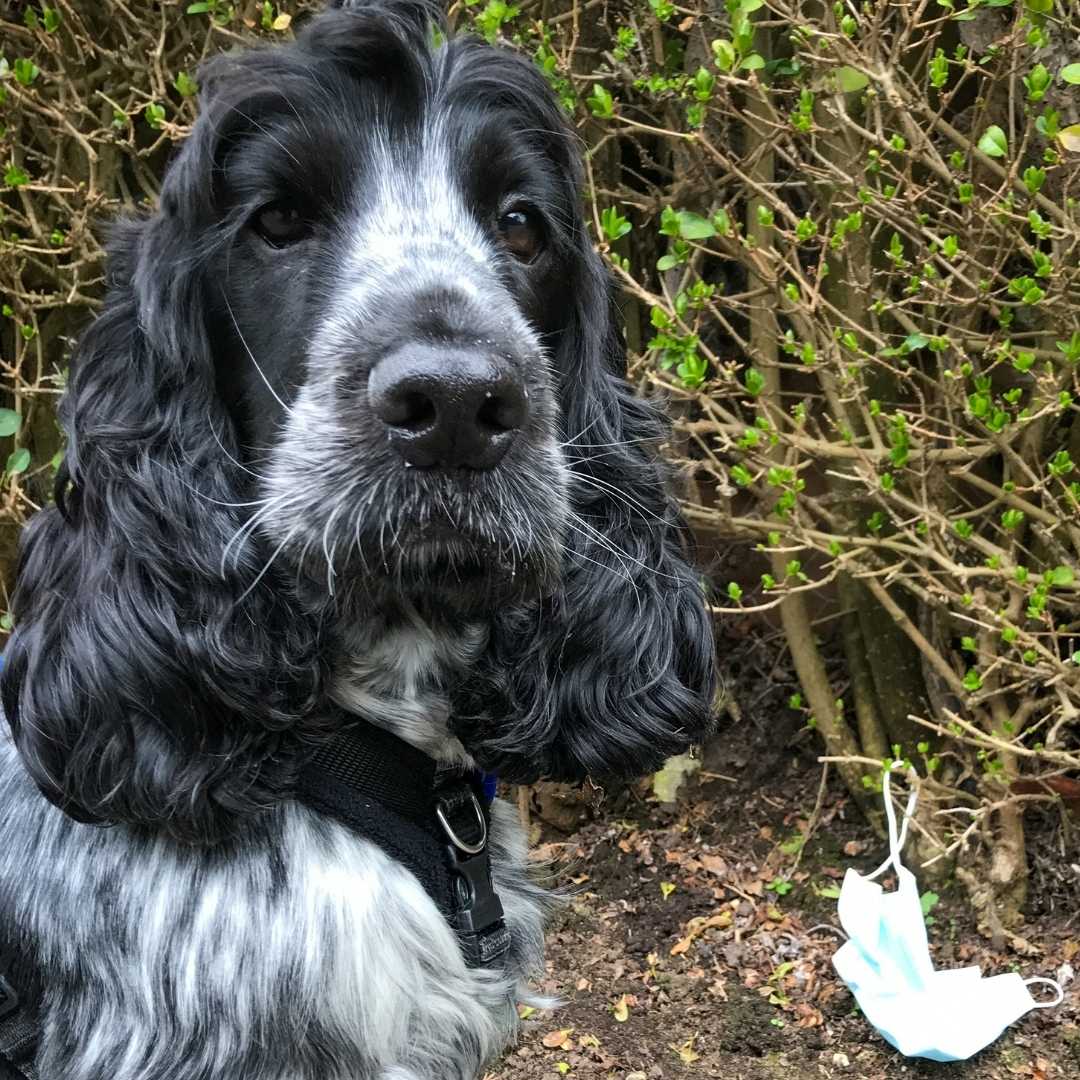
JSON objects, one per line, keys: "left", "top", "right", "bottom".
{"left": 453, "top": 238, "right": 717, "bottom": 784}
{"left": 0, "top": 156, "right": 324, "bottom": 844}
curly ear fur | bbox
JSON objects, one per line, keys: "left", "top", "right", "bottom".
{"left": 452, "top": 239, "right": 717, "bottom": 783}
{"left": 0, "top": 181, "right": 325, "bottom": 844}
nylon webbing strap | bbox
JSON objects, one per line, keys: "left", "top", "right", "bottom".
{"left": 294, "top": 722, "right": 510, "bottom": 968}
{"left": 0, "top": 937, "right": 41, "bottom": 1080}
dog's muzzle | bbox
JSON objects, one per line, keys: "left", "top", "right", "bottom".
{"left": 369, "top": 343, "right": 528, "bottom": 470}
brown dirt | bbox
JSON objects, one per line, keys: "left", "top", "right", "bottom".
{"left": 486, "top": 715, "right": 1079, "bottom": 1080}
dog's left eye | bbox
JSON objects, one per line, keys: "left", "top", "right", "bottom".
{"left": 251, "top": 203, "right": 311, "bottom": 248}
{"left": 497, "top": 206, "right": 544, "bottom": 263}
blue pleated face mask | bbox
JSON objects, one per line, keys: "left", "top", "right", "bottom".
{"left": 832, "top": 765, "right": 1064, "bottom": 1063}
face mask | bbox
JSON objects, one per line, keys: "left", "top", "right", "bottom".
{"left": 832, "top": 764, "right": 1064, "bottom": 1062}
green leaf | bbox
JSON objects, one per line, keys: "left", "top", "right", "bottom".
{"left": 712, "top": 208, "right": 732, "bottom": 236}
{"left": 711, "top": 38, "right": 736, "bottom": 72}
{"left": 0, "top": 410, "right": 21, "bottom": 438}
{"left": 675, "top": 211, "right": 715, "bottom": 240}
{"left": 1062, "top": 65, "right": 1080, "bottom": 86}
{"left": 835, "top": 66, "right": 869, "bottom": 92}
{"left": 5, "top": 448, "right": 30, "bottom": 476}
{"left": 599, "top": 206, "right": 631, "bottom": 242}
{"left": 586, "top": 83, "right": 614, "bottom": 119}
{"left": 919, "top": 890, "right": 940, "bottom": 917}
{"left": 977, "top": 125, "right": 1008, "bottom": 158}
{"left": 743, "top": 367, "right": 765, "bottom": 396}
{"left": 4, "top": 163, "right": 30, "bottom": 188}
{"left": 740, "top": 53, "right": 765, "bottom": 71}
{"left": 144, "top": 102, "right": 166, "bottom": 129}
{"left": 186, "top": 1, "right": 212, "bottom": 11}
{"left": 13, "top": 58, "right": 40, "bottom": 86}
{"left": 1048, "top": 566, "right": 1074, "bottom": 587}
{"left": 174, "top": 71, "right": 199, "bottom": 98}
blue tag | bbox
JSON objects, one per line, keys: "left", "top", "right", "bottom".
{"left": 478, "top": 771, "right": 498, "bottom": 803}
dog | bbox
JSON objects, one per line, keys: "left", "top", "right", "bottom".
{"left": 0, "top": 2, "right": 715, "bottom": 1077}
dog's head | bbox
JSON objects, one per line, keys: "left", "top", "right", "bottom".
{"left": 1, "top": 0, "right": 716, "bottom": 842}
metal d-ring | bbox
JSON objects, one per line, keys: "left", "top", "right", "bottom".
{"left": 436, "top": 791, "right": 487, "bottom": 856}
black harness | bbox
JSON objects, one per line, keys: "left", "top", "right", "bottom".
{"left": 0, "top": 723, "right": 509, "bottom": 1079}
{"left": 295, "top": 722, "right": 511, "bottom": 967}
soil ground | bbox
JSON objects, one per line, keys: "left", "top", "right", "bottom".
{"left": 486, "top": 635, "right": 1079, "bottom": 1080}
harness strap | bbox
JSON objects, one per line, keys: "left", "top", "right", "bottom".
{"left": 0, "top": 939, "right": 41, "bottom": 1080}
{"left": 294, "top": 722, "right": 510, "bottom": 968}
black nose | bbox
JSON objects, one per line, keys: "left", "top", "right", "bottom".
{"left": 368, "top": 344, "right": 529, "bottom": 469}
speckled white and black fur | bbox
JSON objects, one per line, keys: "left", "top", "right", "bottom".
{"left": 0, "top": 2, "right": 716, "bottom": 1078}
{"left": 0, "top": 736, "right": 546, "bottom": 1080}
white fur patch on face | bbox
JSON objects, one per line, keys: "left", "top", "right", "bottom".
{"left": 311, "top": 123, "right": 545, "bottom": 370}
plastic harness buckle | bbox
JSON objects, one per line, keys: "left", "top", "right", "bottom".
{"left": 437, "top": 787, "right": 512, "bottom": 967}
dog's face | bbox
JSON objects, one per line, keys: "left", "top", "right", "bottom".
{"left": 1, "top": 0, "right": 717, "bottom": 843}
{"left": 201, "top": 15, "right": 582, "bottom": 612}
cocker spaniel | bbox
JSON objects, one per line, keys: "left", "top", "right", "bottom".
{"left": 0, "top": 2, "right": 715, "bottom": 1077}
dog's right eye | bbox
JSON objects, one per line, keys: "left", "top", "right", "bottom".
{"left": 251, "top": 203, "right": 310, "bottom": 248}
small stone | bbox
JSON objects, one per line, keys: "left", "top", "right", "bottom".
{"left": 832, "top": 1051, "right": 851, "bottom": 1068}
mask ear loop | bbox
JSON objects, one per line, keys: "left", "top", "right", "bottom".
{"left": 866, "top": 761, "right": 920, "bottom": 882}
{"left": 1024, "top": 976, "right": 1064, "bottom": 1009}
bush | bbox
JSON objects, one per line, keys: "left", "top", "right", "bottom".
{"left": 3, "top": 0, "right": 1079, "bottom": 936}
{"left": 556, "top": 0, "right": 1080, "bottom": 938}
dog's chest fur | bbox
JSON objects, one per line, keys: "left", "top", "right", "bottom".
{"left": 0, "top": 628, "right": 549, "bottom": 1080}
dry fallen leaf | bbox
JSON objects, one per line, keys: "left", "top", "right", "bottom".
{"left": 271, "top": 12, "right": 292, "bottom": 31}
{"left": 672, "top": 1036, "right": 700, "bottom": 1064}
{"left": 517, "top": 1004, "right": 536, "bottom": 1019}
{"left": 612, "top": 994, "right": 630, "bottom": 1022}
{"left": 670, "top": 935, "right": 693, "bottom": 956}
{"left": 541, "top": 1028, "right": 574, "bottom": 1049}
{"left": 700, "top": 853, "right": 729, "bottom": 877}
